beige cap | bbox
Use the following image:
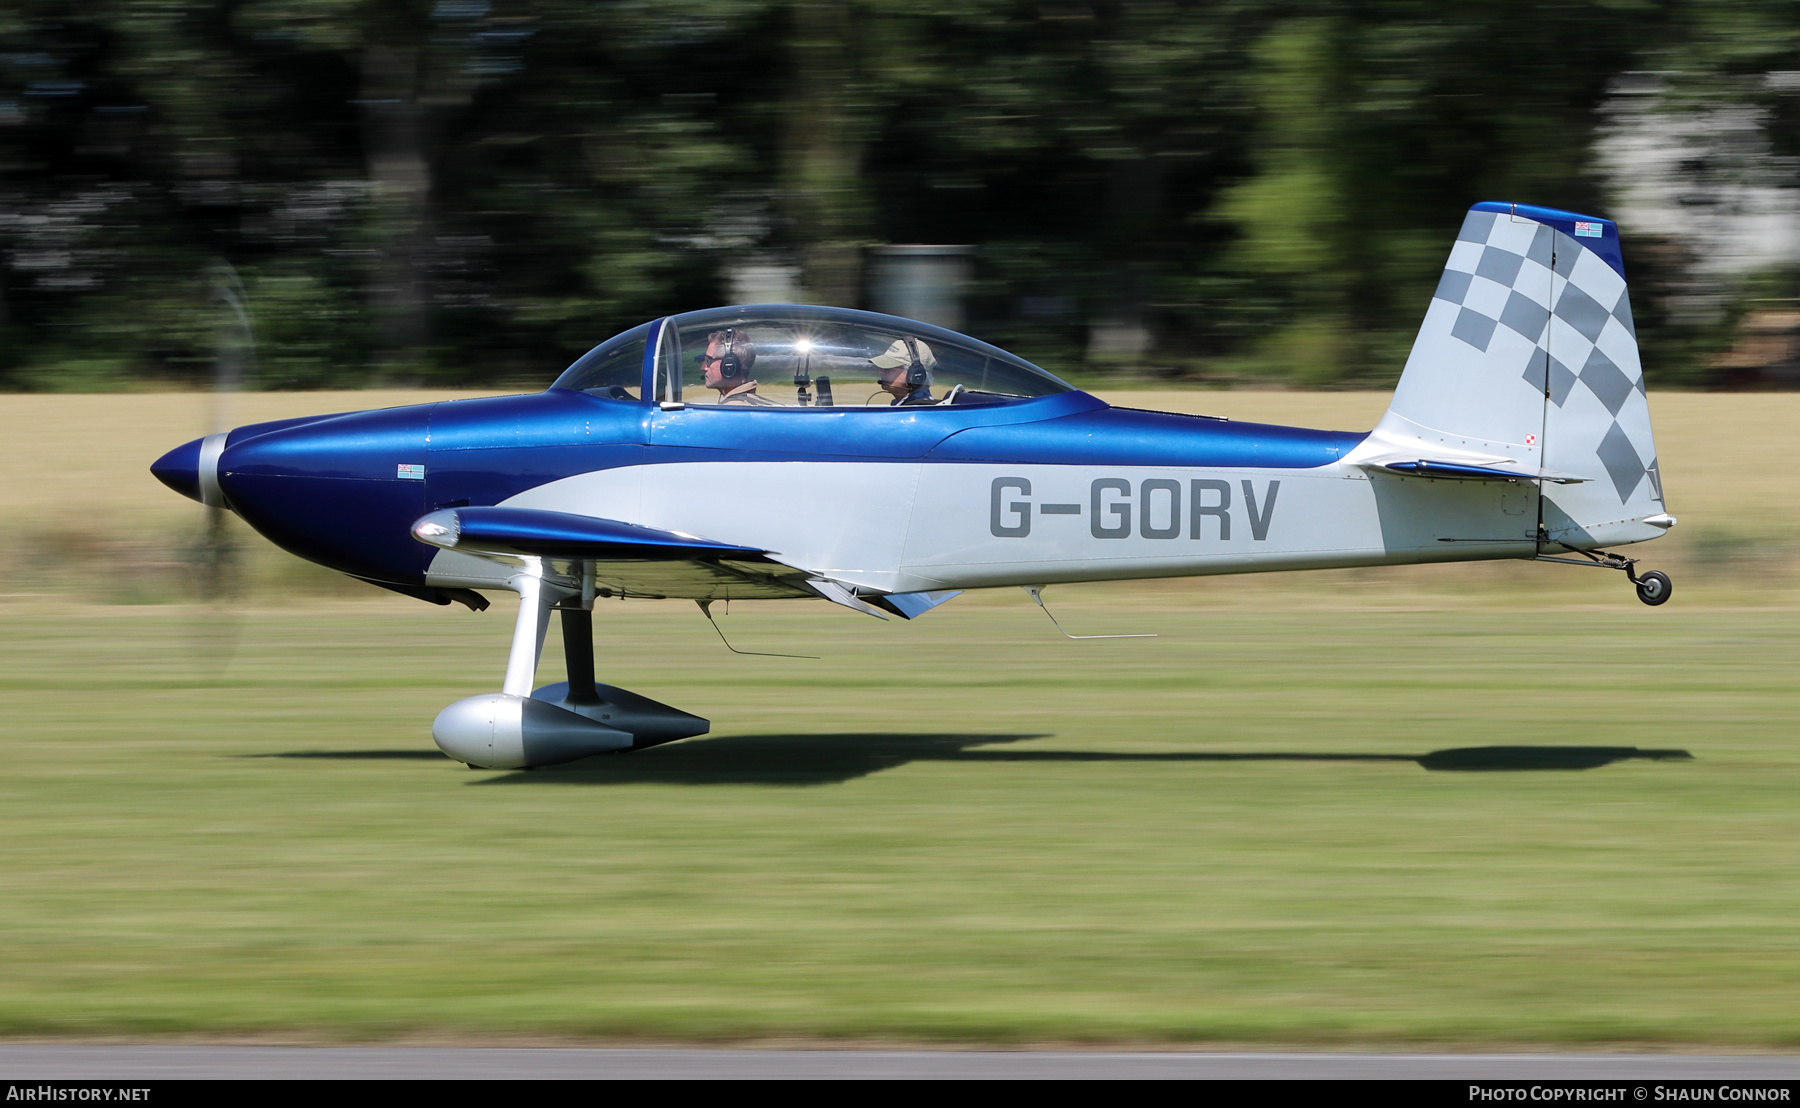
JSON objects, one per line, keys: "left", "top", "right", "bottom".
{"left": 869, "top": 337, "right": 936, "bottom": 371}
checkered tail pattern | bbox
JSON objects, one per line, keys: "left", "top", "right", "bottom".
{"left": 1377, "top": 203, "right": 1665, "bottom": 548}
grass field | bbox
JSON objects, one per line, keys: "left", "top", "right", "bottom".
{"left": 0, "top": 390, "right": 1797, "bottom": 1047}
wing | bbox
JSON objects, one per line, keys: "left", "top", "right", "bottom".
{"left": 413, "top": 506, "right": 770, "bottom": 560}
{"left": 411, "top": 506, "right": 963, "bottom": 614}
{"left": 410, "top": 506, "right": 816, "bottom": 600}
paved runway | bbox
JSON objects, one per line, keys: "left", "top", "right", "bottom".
{"left": 2, "top": 1046, "right": 1799, "bottom": 1079}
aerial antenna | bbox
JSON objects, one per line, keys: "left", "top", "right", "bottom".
{"left": 696, "top": 600, "right": 818, "bottom": 659}
{"left": 1023, "top": 586, "right": 1156, "bottom": 640}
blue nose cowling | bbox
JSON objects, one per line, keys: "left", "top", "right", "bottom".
{"left": 150, "top": 437, "right": 207, "bottom": 504}
{"left": 212, "top": 404, "right": 436, "bottom": 585}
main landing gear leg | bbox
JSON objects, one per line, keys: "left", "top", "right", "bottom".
{"left": 1536, "top": 548, "right": 1672, "bottom": 606}
{"left": 559, "top": 606, "right": 600, "bottom": 706}
{"left": 429, "top": 560, "right": 710, "bottom": 770}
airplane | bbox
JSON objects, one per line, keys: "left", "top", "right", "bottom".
{"left": 151, "top": 201, "right": 1675, "bottom": 770}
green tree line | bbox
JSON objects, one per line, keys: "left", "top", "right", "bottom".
{"left": 1, "top": 0, "right": 1795, "bottom": 390}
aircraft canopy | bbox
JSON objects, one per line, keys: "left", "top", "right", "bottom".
{"left": 554, "top": 305, "right": 1073, "bottom": 408}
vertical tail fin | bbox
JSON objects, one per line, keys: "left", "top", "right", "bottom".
{"left": 1353, "top": 201, "right": 1671, "bottom": 549}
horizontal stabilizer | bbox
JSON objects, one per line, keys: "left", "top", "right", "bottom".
{"left": 411, "top": 506, "right": 771, "bottom": 561}
{"left": 1363, "top": 459, "right": 1591, "bottom": 484}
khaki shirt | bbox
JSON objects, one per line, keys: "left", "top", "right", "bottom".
{"left": 718, "top": 380, "right": 779, "bottom": 406}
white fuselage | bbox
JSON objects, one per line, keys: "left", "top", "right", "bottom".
{"left": 424, "top": 458, "right": 1545, "bottom": 598}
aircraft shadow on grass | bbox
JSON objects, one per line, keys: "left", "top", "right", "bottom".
{"left": 257, "top": 750, "right": 448, "bottom": 760}
{"left": 260, "top": 738, "right": 1693, "bottom": 786}
{"left": 471, "top": 736, "right": 1693, "bottom": 786}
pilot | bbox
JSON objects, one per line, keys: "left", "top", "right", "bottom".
{"left": 699, "top": 328, "right": 775, "bottom": 405}
{"left": 870, "top": 337, "right": 936, "bottom": 405}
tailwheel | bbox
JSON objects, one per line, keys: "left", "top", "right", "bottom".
{"left": 1536, "top": 546, "right": 1674, "bottom": 607}
{"left": 1633, "top": 569, "right": 1672, "bottom": 606}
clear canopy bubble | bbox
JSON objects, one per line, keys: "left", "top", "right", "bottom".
{"left": 554, "top": 306, "right": 1073, "bottom": 408}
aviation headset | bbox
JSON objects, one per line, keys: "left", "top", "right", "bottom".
{"left": 702, "top": 328, "right": 745, "bottom": 381}
{"left": 900, "top": 337, "right": 930, "bottom": 389}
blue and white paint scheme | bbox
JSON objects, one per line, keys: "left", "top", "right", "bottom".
{"left": 151, "top": 202, "right": 1676, "bottom": 769}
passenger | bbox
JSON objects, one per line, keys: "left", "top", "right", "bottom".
{"left": 870, "top": 337, "right": 936, "bottom": 406}
{"left": 698, "top": 328, "right": 775, "bottom": 405}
